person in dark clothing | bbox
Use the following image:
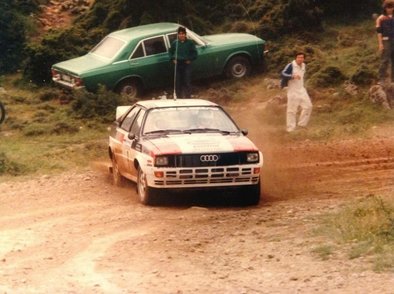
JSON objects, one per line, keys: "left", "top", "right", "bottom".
{"left": 169, "top": 26, "right": 198, "bottom": 98}
{"left": 377, "top": 0, "right": 394, "bottom": 84}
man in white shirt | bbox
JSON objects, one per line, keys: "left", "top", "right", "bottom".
{"left": 281, "top": 52, "right": 313, "bottom": 132}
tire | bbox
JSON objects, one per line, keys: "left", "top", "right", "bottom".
{"left": 0, "top": 102, "right": 5, "bottom": 125}
{"left": 240, "top": 182, "right": 261, "bottom": 206}
{"left": 117, "top": 79, "right": 142, "bottom": 101}
{"left": 111, "top": 156, "right": 125, "bottom": 187}
{"left": 137, "top": 167, "right": 158, "bottom": 205}
{"left": 225, "top": 56, "right": 251, "bottom": 79}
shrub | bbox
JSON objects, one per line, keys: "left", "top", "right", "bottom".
{"left": 0, "top": 152, "right": 25, "bottom": 175}
{"left": 23, "top": 124, "right": 47, "bottom": 136}
{"left": 0, "top": 2, "right": 27, "bottom": 73}
{"left": 38, "top": 88, "right": 64, "bottom": 102}
{"left": 50, "top": 122, "right": 79, "bottom": 135}
{"left": 310, "top": 66, "right": 347, "bottom": 87}
{"left": 351, "top": 66, "right": 376, "bottom": 85}
{"left": 71, "top": 85, "right": 127, "bottom": 122}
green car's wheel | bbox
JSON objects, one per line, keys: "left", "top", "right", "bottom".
{"left": 117, "top": 79, "right": 142, "bottom": 101}
{"left": 225, "top": 56, "right": 251, "bottom": 79}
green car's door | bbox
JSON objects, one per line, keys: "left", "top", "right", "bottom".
{"left": 129, "top": 36, "right": 172, "bottom": 89}
{"left": 192, "top": 44, "right": 220, "bottom": 79}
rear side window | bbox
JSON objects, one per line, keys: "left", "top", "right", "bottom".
{"left": 143, "top": 36, "right": 167, "bottom": 56}
{"left": 131, "top": 44, "right": 144, "bottom": 59}
{"left": 121, "top": 106, "right": 140, "bottom": 131}
{"left": 130, "top": 109, "right": 146, "bottom": 135}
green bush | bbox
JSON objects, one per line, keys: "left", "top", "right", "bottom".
{"left": 310, "top": 66, "right": 347, "bottom": 87}
{"left": 71, "top": 85, "right": 127, "bottom": 122}
{"left": 0, "top": 2, "right": 27, "bottom": 73}
{"left": 23, "top": 123, "right": 47, "bottom": 136}
{"left": 50, "top": 122, "right": 79, "bottom": 135}
{"left": 38, "top": 87, "right": 64, "bottom": 102}
{"left": 0, "top": 152, "right": 25, "bottom": 175}
{"left": 351, "top": 66, "right": 376, "bottom": 85}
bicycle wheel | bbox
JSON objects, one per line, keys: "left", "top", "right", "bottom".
{"left": 0, "top": 101, "right": 5, "bottom": 124}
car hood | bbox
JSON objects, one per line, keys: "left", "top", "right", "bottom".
{"left": 145, "top": 133, "right": 258, "bottom": 155}
{"left": 203, "top": 33, "right": 264, "bottom": 45}
{"left": 52, "top": 53, "right": 109, "bottom": 76}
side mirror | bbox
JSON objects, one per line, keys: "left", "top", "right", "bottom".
{"left": 128, "top": 133, "right": 136, "bottom": 140}
{"left": 241, "top": 129, "right": 248, "bottom": 136}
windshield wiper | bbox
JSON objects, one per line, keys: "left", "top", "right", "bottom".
{"left": 187, "top": 128, "right": 233, "bottom": 135}
{"left": 144, "top": 129, "right": 184, "bottom": 136}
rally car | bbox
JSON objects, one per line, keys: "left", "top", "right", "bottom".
{"left": 108, "top": 98, "right": 263, "bottom": 205}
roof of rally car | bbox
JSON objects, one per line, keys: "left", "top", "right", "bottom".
{"left": 135, "top": 99, "right": 218, "bottom": 109}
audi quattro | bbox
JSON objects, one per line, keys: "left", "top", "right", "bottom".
{"left": 108, "top": 98, "right": 263, "bottom": 205}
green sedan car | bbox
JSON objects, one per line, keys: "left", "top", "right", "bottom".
{"left": 51, "top": 23, "right": 266, "bottom": 98}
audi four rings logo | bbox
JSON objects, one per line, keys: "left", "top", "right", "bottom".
{"left": 200, "top": 155, "right": 219, "bottom": 162}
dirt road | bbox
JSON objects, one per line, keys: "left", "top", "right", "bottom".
{"left": 1, "top": 110, "right": 393, "bottom": 293}
{"left": 3, "top": 1, "right": 392, "bottom": 292}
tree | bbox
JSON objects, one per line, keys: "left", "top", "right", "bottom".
{"left": 0, "top": 1, "right": 27, "bottom": 73}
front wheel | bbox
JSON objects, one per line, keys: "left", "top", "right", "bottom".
{"left": 137, "top": 167, "right": 158, "bottom": 205}
{"left": 240, "top": 182, "right": 261, "bottom": 206}
{"left": 225, "top": 56, "right": 251, "bottom": 79}
{"left": 0, "top": 102, "right": 5, "bottom": 124}
{"left": 117, "top": 79, "right": 142, "bottom": 101}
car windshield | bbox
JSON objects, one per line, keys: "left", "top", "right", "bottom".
{"left": 143, "top": 106, "right": 239, "bottom": 135}
{"left": 90, "top": 36, "right": 126, "bottom": 59}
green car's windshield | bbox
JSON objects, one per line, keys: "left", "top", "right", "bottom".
{"left": 90, "top": 36, "right": 126, "bottom": 59}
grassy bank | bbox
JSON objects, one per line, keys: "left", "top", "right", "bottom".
{"left": 312, "top": 195, "right": 394, "bottom": 272}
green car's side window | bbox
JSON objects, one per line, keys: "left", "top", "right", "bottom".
{"left": 143, "top": 36, "right": 166, "bottom": 56}
{"left": 167, "top": 33, "right": 177, "bottom": 47}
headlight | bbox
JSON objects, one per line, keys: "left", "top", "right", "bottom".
{"left": 155, "top": 156, "right": 169, "bottom": 166}
{"left": 246, "top": 152, "right": 259, "bottom": 163}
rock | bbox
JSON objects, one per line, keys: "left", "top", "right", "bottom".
{"left": 343, "top": 81, "right": 358, "bottom": 96}
{"left": 368, "top": 85, "right": 391, "bottom": 109}
{"left": 263, "top": 78, "right": 280, "bottom": 89}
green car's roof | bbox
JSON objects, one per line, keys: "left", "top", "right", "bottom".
{"left": 110, "top": 22, "right": 180, "bottom": 42}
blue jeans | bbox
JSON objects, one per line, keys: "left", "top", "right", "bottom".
{"left": 175, "top": 62, "right": 192, "bottom": 98}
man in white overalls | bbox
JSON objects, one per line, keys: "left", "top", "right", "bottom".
{"left": 282, "top": 52, "right": 313, "bottom": 132}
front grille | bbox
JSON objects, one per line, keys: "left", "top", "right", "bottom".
{"left": 165, "top": 152, "right": 258, "bottom": 167}
{"left": 153, "top": 166, "right": 259, "bottom": 186}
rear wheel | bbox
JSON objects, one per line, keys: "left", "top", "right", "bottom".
{"left": 0, "top": 101, "right": 5, "bottom": 124}
{"left": 225, "top": 56, "right": 251, "bottom": 79}
{"left": 117, "top": 79, "right": 142, "bottom": 101}
{"left": 111, "top": 156, "right": 125, "bottom": 187}
{"left": 137, "top": 167, "right": 158, "bottom": 205}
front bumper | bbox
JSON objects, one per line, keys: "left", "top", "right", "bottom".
{"left": 146, "top": 164, "right": 261, "bottom": 188}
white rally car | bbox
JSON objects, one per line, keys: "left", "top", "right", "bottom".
{"left": 108, "top": 99, "right": 263, "bottom": 205}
